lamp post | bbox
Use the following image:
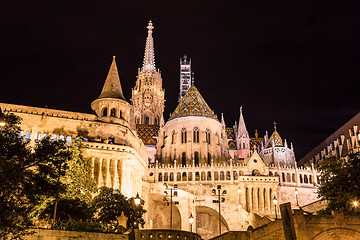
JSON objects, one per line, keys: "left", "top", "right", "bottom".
{"left": 273, "top": 196, "right": 278, "bottom": 220}
{"left": 0, "top": 121, "right": 5, "bottom": 127}
{"left": 134, "top": 192, "right": 141, "bottom": 229}
{"left": 294, "top": 188, "right": 299, "bottom": 206}
{"left": 189, "top": 213, "right": 194, "bottom": 232}
{"left": 163, "top": 183, "right": 178, "bottom": 230}
{"left": 353, "top": 201, "right": 358, "bottom": 208}
{"left": 212, "top": 185, "right": 227, "bottom": 235}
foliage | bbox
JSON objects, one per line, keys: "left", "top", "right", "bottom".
{"left": 40, "top": 198, "right": 94, "bottom": 222}
{"left": 65, "top": 219, "right": 103, "bottom": 232}
{"left": 60, "top": 141, "right": 97, "bottom": 203}
{"left": 0, "top": 110, "right": 71, "bottom": 239}
{"left": 92, "top": 187, "right": 146, "bottom": 230}
{"left": 317, "top": 153, "right": 360, "bottom": 214}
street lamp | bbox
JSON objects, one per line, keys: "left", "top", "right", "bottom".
{"left": 353, "top": 201, "right": 358, "bottom": 208}
{"left": 273, "top": 196, "right": 278, "bottom": 220}
{"left": 135, "top": 192, "right": 141, "bottom": 205}
{"left": 0, "top": 121, "right": 5, "bottom": 127}
{"left": 189, "top": 213, "right": 194, "bottom": 232}
{"left": 294, "top": 188, "right": 299, "bottom": 206}
{"left": 163, "top": 183, "right": 178, "bottom": 230}
{"left": 212, "top": 185, "right": 227, "bottom": 235}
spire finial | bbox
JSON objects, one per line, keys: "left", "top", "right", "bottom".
{"left": 147, "top": 20, "right": 154, "bottom": 32}
{"left": 240, "top": 106, "right": 243, "bottom": 112}
{"left": 273, "top": 121, "right": 277, "bottom": 131}
{"left": 142, "top": 21, "right": 155, "bottom": 71}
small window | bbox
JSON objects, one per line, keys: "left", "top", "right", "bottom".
{"left": 181, "top": 128, "right": 187, "bottom": 143}
{"left": 145, "top": 115, "right": 150, "bottom": 124}
{"left": 206, "top": 129, "right": 211, "bottom": 144}
{"left": 110, "top": 108, "right": 116, "bottom": 117}
{"left": 193, "top": 127, "right": 199, "bottom": 143}
{"left": 102, "top": 108, "right": 108, "bottom": 117}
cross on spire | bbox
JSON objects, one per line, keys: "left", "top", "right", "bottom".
{"left": 273, "top": 121, "right": 277, "bottom": 131}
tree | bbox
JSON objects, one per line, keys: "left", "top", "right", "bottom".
{"left": 318, "top": 152, "right": 360, "bottom": 214}
{"left": 0, "top": 110, "right": 71, "bottom": 239}
{"left": 0, "top": 109, "right": 96, "bottom": 239}
{"left": 92, "top": 187, "right": 146, "bottom": 230}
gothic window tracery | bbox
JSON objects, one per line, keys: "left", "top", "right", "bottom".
{"left": 206, "top": 129, "right": 211, "bottom": 144}
{"left": 193, "top": 127, "right": 199, "bottom": 143}
{"left": 181, "top": 128, "right": 187, "bottom": 143}
{"left": 171, "top": 131, "right": 175, "bottom": 144}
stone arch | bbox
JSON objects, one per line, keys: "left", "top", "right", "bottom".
{"left": 312, "top": 228, "right": 360, "bottom": 240}
{"left": 195, "top": 206, "right": 229, "bottom": 240}
{"left": 304, "top": 175, "right": 309, "bottom": 183}
{"left": 110, "top": 108, "right": 116, "bottom": 117}
{"left": 286, "top": 173, "right": 291, "bottom": 182}
{"left": 147, "top": 193, "right": 182, "bottom": 230}
{"left": 181, "top": 172, "right": 187, "bottom": 181}
{"left": 102, "top": 107, "right": 108, "bottom": 117}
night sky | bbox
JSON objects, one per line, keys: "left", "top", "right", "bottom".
{"left": 1, "top": 1, "right": 359, "bottom": 160}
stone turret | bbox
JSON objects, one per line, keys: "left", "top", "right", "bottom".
{"left": 91, "top": 56, "right": 131, "bottom": 126}
{"left": 236, "top": 107, "right": 250, "bottom": 158}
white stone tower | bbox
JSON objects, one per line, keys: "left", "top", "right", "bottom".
{"left": 131, "top": 21, "right": 165, "bottom": 127}
{"left": 179, "top": 54, "right": 192, "bottom": 102}
{"left": 236, "top": 107, "right": 250, "bottom": 159}
{"left": 91, "top": 56, "right": 131, "bottom": 127}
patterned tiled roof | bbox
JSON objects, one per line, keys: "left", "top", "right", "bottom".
{"left": 136, "top": 124, "right": 159, "bottom": 145}
{"left": 169, "top": 86, "right": 217, "bottom": 121}
{"left": 266, "top": 130, "right": 284, "bottom": 148}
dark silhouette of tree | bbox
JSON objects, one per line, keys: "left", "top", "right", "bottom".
{"left": 318, "top": 153, "right": 360, "bottom": 215}
{"left": 92, "top": 187, "right": 146, "bottom": 230}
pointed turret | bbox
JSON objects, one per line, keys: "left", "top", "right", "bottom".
{"left": 236, "top": 106, "right": 250, "bottom": 158}
{"left": 142, "top": 21, "right": 156, "bottom": 71}
{"left": 237, "top": 106, "right": 249, "bottom": 138}
{"left": 97, "top": 56, "right": 125, "bottom": 100}
{"left": 221, "top": 113, "right": 225, "bottom": 127}
{"left": 91, "top": 57, "right": 131, "bottom": 125}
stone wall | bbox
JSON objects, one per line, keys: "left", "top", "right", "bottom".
{"left": 25, "top": 229, "right": 129, "bottom": 240}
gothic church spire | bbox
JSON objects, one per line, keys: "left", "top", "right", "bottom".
{"left": 237, "top": 106, "right": 249, "bottom": 138}
{"left": 142, "top": 21, "right": 156, "bottom": 71}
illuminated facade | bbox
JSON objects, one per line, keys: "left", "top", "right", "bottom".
{"left": 0, "top": 21, "right": 320, "bottom": 239}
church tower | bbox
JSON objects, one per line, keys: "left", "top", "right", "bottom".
{"left": 131, "top": 21, "right": 165, "bottom": 127}
{"left": 91, "top": 56, "right": 131, "bottom": 127}
{"left": 236, "top": 107, "right": 250, "bottom": 159}
{"left": 179, "top": 55, "right": 192, "bottom": 102}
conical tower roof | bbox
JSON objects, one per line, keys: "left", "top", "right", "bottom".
{"left": 97, "top": 56, "right": 125, "bottom": 100}
{"left": 169, "top": 86, "right": 217, "bottom": 121}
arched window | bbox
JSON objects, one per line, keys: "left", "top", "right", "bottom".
{"left": 136, "top": 117, "right": 140, "bottom": 124}
{"left": 119, "top": 111, "right": 123, "bottom": 119}
{"left": 207, "top": 171, "right": 212, "bottom": 181}
{"left": 300, "top": 174, "right": 303, "bottom": 183}
{"left": 207, "top": 152, "right": 211, "bottom": 165}
{"left": 220, "top": 171, "right": 225, "bottom": 180}
{"left": 309, "top": 175, "right": 313, "bottom": 184}
{"left": 158, "top": 173, "right": 162, "bottom": 182}
{"left": 181, "top": 152, "right": 186, "bottom": 166}
{"left": 282, "top": 172, "right": 286, "bottom": 182}
{"left": 226, "top": 171, "right": 231, "bottom": 180}
{"left": 233, "top": 171, "right": 238, "bottom": 180}
{"left": 102, "top": 107, "right": 108, "bottom": 117}
{"left": 286, "top": 173, "right": 291, "bottom": 182}
{"left": 195, "top": 172, "right": 200, "bottom": 181}
{"left": 214, "top": 172, "right": 219, "bottom": 180}
{"left": 181, "top": 128, "right": 187, "bottom": 143}
{"left": 110, "top": 108, "right": 116, "bottom": 117}
{"left": 304, "top": 175, "right": 309, "bottom": 183}
{"left": 145, "top": 115, "right": 150, "bottom": 124}
{"left": 206, "top": 129, "right": 211, "bottom": 144}
{"left": 194, "top": 151, "right": 199, "bottom": 166}
{"left": 182, "top": 172, "right": 187, "bottom": 181}
{"left": 154, "top": 116, "right": 159, "bottom": 125}
{"left": 292, "top": 173, "right": 296, "bottom": 182}
{"left": 243, "top": 143, "right": 245, "bottom": 149}
{"left": 171, "top": 131, "right": 175, "bottom": 144}
{"left": 193, "top": 127, "right": 199, "bottom": 143}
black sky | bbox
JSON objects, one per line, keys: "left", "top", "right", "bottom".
{"left": 0, "top": 1, "right": 359, "bottom": 160}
